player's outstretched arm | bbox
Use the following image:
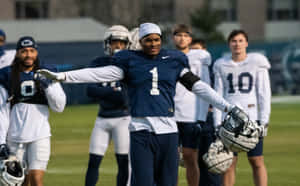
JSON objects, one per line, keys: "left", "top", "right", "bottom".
{"left": 191, "top": 80, "right": 234, "bottom": 112}
{"left": 37, "top": 65, "right": 124, "bottom": 83}
{"left": 178, "top": 70, "right": 233, "bottom": 112}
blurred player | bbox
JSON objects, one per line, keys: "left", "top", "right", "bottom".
{"left": 129, "top": 27, "right": 142, "bottom": 50}
{"left": 0, "top": 29, "right": 16, "bottom": 69}
{"left": 213, "top": 29, "right": 271, "bottom": 186}
{"left": 0, "top": 36, "right": 66, "bottom": 186}
{"left": 190, "top": 38, "right": 207, "bottom": 50}
{"left": 172, "top": 24, "right": 213, "bottom": 186}
{"left": 37, "top": 23, "right": 245, "bottom": 186}
{"left": 189, "top": 37, "right": 223, "bottom": 186}
{"left": 85, "top": 25, "right": 131, "bottom": 186}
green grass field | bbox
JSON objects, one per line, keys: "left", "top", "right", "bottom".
{"left": 45, "top": 102, "right": 300, "bottom": 186}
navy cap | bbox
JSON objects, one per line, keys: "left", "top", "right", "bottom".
{"left": 16, "top": 36, "right": 38, "bottom": 50}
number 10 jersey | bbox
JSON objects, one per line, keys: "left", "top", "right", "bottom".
{"left": 213, "top": 53, "right": 271, "bottom": 127}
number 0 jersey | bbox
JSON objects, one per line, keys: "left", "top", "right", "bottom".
{"left": 0, "top": 66, "right": 66, "bottom": 143}
{"left": 213, "top": 53, "right": 271, "bottom": 127}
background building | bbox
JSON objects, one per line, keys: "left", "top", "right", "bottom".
{"left": 1, "top": 0, "right": 300, "bottom": 41}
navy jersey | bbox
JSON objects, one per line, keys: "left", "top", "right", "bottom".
{"left": 113, "top": 49, "right": 189, "bottom": 117}
{"left": 87, "top": 56, "right": 130, "bottom": 118}
{"left": 0, "top": 65, "right": 56, "bottom": 106}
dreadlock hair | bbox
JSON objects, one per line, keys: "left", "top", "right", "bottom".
{"left": 10, "top": 56, "right": 41, "bottom": 106}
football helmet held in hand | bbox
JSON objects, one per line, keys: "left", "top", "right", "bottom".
{"left": 202, "top": 139, "right": 233, "bottom": 174}
{"left": 0, "top": 156, "right": 25, "bottom": 186}
{"left": 218, "top": 106, "right": 260, "bottom": 152}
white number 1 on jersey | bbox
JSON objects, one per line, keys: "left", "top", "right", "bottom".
{"left": 150, "top": 67, "right": 160, "bottom": 95}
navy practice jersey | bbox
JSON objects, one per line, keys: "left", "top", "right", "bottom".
{"left": 0, "top": 65, "right": 57, "bottom": 106}
{"left": 87, "top": 56, "right": 130, "bottom": 118}
{"left": 112, "top": 49, "right": 189, "bottom": 117}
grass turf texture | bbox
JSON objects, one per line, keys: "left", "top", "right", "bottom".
{"left": 45, "top": 103, "right": 300, "bottom": 186}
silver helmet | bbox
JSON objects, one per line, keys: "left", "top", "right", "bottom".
{"left": 103, "top": 25, "right": 131, "bottom": 55}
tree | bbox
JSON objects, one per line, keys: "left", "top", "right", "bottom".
{"left": 190, "top": 0, "right": 225, "bottom": 43}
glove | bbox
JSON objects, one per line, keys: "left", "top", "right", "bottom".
{"left": 34, "top": 73, "right": 53, "bottom": 89}
{"left": 36, "top": 69, "right": 66, "bottom": 82}
{"left": 0, "top": 144, "right": 10, "bottom": 160}
{"left": 259, "top": 124, "right": 268, "bottom": 137}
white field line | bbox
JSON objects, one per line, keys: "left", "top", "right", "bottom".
{"left": 271, "top": 96, "right": 300, "bottom": 104}
{"left": 47, "top": 167, "right": 116, "bottom": 174}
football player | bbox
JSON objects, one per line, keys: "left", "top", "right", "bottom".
{"left": 189, "top": 37, "right": 223, "bottom": 186}
{"left": 85, "top": 25, "right": 131, "bottom": 186}
{"left": 0, "top": 29, "right": 16, "bottom": 69}
{"left": 172, "top": 24, "right": 221, "bottom": 186}
{"left": 213, "top": 29, "right": 271, "bottom": 186}
{"left": 37, "top": 23, "right": 243, "bottom": 186}
{"left": 0, "top": 36, "right": 66, "bottom": 186}
{"left": 190, "top": 38, "right": 207, "bottom": 50}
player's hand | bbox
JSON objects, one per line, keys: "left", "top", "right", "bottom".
{"left": 34, "top": 73, "right": 52, "bottom": 89}
{"left": 36, "top": 69, "right": 66, "bottom": 82}
{"left": 0, "top": 144, "right": 10, "bottom": 160}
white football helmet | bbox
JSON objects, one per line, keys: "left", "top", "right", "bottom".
{"left": 202, "top": 139, "right": 233, "bottom": 174}
{"left": 0, "top": 156, "right": 25, "bottom": 186}
{"left": 218, "top": 107, "right": 260, "bottom": 152}
{"left": 103, "top": 25, "right": 131, "bottom": 55}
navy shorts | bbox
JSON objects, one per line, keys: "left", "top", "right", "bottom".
{"left": 198, "top": 118, "right": 222, "bottom": 186}
{"left": 177, "top": 122, "right": 200, "bottom": 149}
{"left": 234, "top": 137, "right": 264, "bottom": 157}
{"left": 130, "top": 130, "right": 179, "bottom": 186}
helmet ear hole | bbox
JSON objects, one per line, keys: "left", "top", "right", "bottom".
{"left": 6, "top": 161, "right": 23, "bottom": 177}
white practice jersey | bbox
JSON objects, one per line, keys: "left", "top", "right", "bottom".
{"left": 0, "top": 50, "right": 16, "bottom": 69}
{"left": 213, "top": 53, "right": 271, "bottom": 127}
{"left": 174, "top": 49, "right": 211, "bottom": 122}
{"left": 0, "top": 85, "right": 10, "bottom": 144}
{"left": 0, "top": 83, "right": 66, "bottom": 143}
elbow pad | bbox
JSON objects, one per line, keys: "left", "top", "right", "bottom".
{"left": 179, "top": 71, "right": 200, "bottom": 91}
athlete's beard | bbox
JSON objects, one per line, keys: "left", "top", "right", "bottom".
{"left": 19, "top": 57, "right": 37, "bottom": 69}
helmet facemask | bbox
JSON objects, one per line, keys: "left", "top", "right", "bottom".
{"left": 103, "top": 25, "right": 131, "bottom": 56}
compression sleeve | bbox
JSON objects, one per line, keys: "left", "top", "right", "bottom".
{"left": 179, "top": 70, "right": 231, "bottom": 114}
{"left": 65, "top": 65, "right": 124, "bottom": 83}
{"left": 191, "top": 80, "right": 231, "bottom": 114}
